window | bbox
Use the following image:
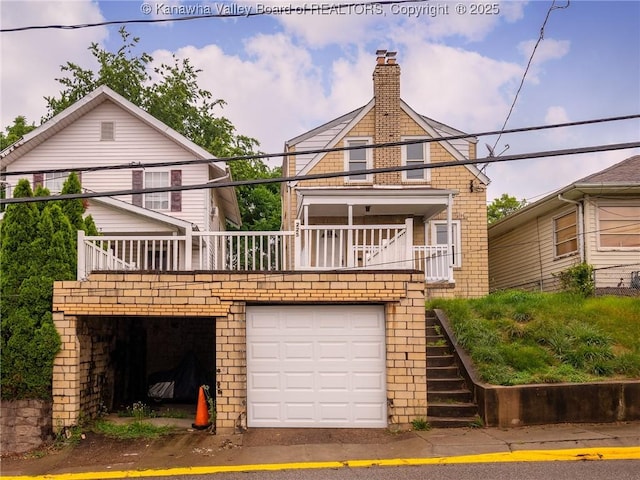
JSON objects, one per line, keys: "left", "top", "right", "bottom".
{"left": 145, "top": 171, "right": 169, "bottom": 210}
{"left": 554, "top": 210, "right": 578, "bottom": 257}
{"left": 430, "top": 220, "right": 461, "bottom": 267}
{"left": 44, "top": 172, "right": 69, "bottom": 193}
{"left": 100, "top": 121, "right": 115, "bottom": 141}
{"left": 402, "top": 138, "right": 430, "bottom": 181}
{"left": 344, "top": 138, "right": 372, "bottom": 182}
{"left": 598, "top": 205, "right": 640, "bottom": 248}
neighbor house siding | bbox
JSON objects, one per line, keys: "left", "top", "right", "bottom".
{"left": 489, "top": 206, "right": 580, "bottom": 292}
{"left": 84, "top": 201, "right": 181, "bottom": 233}
{"left": 4, "top": 101, "right": 212, "bottom": 231}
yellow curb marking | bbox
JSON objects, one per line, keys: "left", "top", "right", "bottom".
{"left": 4, "top": 446, "right": 640, "bottom": 480}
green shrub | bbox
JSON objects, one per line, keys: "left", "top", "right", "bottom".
{"left": 557, "top": 263, "right": 594, "bottom": 297}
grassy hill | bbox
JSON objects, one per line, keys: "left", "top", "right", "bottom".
{"left": 428, "top": 291, "right": 640, "bottom": 385}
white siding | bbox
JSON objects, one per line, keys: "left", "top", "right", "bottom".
{"left": 489, "top": 206, "right": 580, "bottom": 292}
{"left": 5, "top": 101, "right": 214, "bottom": 231}
{"left": 85, "top": 201, "right": 179, "bottom": 234}
{"left": 434, "top": 127, "right": 470, "bottom": 159}
{"left": 584, "top": 197, "right": 640, "bottom": 288}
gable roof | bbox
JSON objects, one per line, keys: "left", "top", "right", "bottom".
{"left": 489, "top": 155, "right": 640, "bottom": 237}
{"left": 285, "top": 98, "right": 488, "bottom": 185}
{"left": 0, "top": 85, "right": 241, "bottom": 226}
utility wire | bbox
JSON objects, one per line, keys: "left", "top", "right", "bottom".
{"left": 490, "top": 0, "right": 571, "bottom": 154}
{"left": 2, "top": 113, "right": 638, "bottom": 177}
{"left": 0, "top": 0, "right": 424, "bottom": 32}
{"left": 2, "top": 140, "right": 638, "bottom": 205}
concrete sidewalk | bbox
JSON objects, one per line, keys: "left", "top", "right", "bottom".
{"left": 2, "top": 421, "right": 639, "bottom": 478}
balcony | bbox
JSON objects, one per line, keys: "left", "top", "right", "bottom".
{"left": 77, "top": 220, "right": 454, "bottom": 283}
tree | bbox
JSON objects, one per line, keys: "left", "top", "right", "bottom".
{"left": 0, "top": 116, "right": 36, "bottom": 150}
{"left": 0, "top": 177, "right": 87, "bottom": 400}
{"left": 45, "top": 27, "right": 280, "bottom": 230}
{"left": 487, "top": 193, "right": 527, "bottom": 224}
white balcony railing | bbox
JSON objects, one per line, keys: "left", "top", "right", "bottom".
{"left": 77, "top": 222, "right": 454, "bottom": 283}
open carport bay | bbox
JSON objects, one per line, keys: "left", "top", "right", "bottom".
{"left": 76, "top": 315, "right": 215, "bottom": 413}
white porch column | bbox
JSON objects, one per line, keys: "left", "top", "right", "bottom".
{"left": 294, "top": 220, "right": 302, "bottom": 268}
{"left": 184, "top": 226, "right": 192, "bottom": 271}
{"left": 447, "top": 193, "right": 454, "bottom": 283}
{"left": 77, "top": 230, "right": 86, "bottom": 281}
{"left": 347, "top": 205, "right": 354, "bottom": 268}
{"left": 404, "top": 218, "right": 414, "bottom": 269}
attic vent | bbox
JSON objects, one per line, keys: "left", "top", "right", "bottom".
{"left": 100, "top": 121, "right": 115, "bottom": 141}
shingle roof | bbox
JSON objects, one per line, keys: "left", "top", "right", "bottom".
{"left": 576, "top": 155, "right": 640, "bottom": 184}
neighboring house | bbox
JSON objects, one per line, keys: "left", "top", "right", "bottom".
{"left": 282, "top": 50, "right": 490, "bottom": 298}
{"left": 488, "top": 155, "right": 640, "bottom": 293}
{"left": 0, "top": 85, "right": 241, "bottom": 273}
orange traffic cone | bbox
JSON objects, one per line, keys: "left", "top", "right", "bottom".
{"left": 192, "top": 386, "right": 211, "bottom": 430}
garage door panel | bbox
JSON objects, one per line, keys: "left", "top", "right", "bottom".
{"left": 249, "top": 342, "right": 280, "bottom": 360}
{"left": 247, "top": 305, "right": 386, "bottom": 428}
{"left": 352, "top": 341, "right": 384, "bottom": 360}
{"left": 284, "top": 342, "right": 314, "bottom": 360}
{"left": 284, "top": 372, "right": 314, "bottom": 391}
{"left": 250, "top": 372, "right": 280, "bottom": 391}
{"left": 353, "top": 372, "right": 385, "bottom": 391}
{"left": 318, "top": 341, "right": 349, "bottom": 360}
{"left": 317, "top": 372, "right": 349, "bottom": 390}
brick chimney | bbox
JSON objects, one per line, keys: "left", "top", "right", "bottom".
{"left": 373, "top": 50, "right": 401, "bottom": 184}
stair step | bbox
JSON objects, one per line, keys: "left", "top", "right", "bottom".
{"left": 427, "top": 402, "right": 478, "bottom": 417}
{"left": 427, "top": 366, "right": 460, "bottom": 378}
{"left": 427, "top": 416, "right": 479, "bottom": 428}
{"left": 427, "top": 355, "right": 456, "bottom": 367}
{"left": 426, "top": 345, "right": 451, "bottom": 356}
{"left": 428, "top": 377, "right": 467, "bottom": 391}
{"left": 428, "top": 389, "right": 473, "bottom": 403}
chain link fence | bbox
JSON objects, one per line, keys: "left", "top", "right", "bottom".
{"left": 594, "top": 263, "right": 640, "bottom": 297}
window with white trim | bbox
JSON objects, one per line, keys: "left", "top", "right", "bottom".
{"left": 598, "top": 205, "right": 640, "bottom": 248}
{"left": 402, "top": 138, "right": 430, "bottom": 181}
{"left": 44, "top": 172, "right": 70, "bottom": 193}
{"left": 430, "top": 220, "right": 461, "bottom": 267}
{"left": 344, "top": 138, "right": 372, "bottom": 182}
{"left": 144, "top": 171, "right": 169, "bottom": 210}
{"left": 553, "top": 210, "right": 578, "bottom": 257}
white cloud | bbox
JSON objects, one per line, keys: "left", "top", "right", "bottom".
{"left": 517, "top": 38, "right": 570, "bottom": 84}
{"left": 0, "top": 0, "right": 107, "bottom": 129}
{"left": 544, "top": 106, "right": 569, "bottom": 125}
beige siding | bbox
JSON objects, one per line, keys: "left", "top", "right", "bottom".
{"left": 584, "top": 197, "right": 640, "bottom": 288}
{"left": 489, "top": 206, "right": 580, "bottom": 292}
{"left": 5, "top": 101, "right": 213, "bottom": 231}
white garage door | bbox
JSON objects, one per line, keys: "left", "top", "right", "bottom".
{"left": 246, "top": 305, "right": 386, "bottom": 428}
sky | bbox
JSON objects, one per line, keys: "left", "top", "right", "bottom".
{"left": 1, "top": 0, "right": 639, "bottom": 203}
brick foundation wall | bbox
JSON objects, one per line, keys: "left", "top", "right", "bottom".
{"left": 53, "top": 271, "right": 426, "bottom": 433}
{"left": 0, "top": 399, "right": 52, "bottom": 456}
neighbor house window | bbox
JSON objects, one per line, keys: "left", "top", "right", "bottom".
{"left": 430, "top": 220, "right": 461, "bottom": 267}
{"left": 44, "top": 172, "right": 69, "bottom": 193}
{"left": 144, "top": 171, "right": 169, "bottom": 210}
{"left": 402, "top": 138, "right": 430, "bottom": 181}
{"left": 554, "top": 210, "right": 578, "bottom": 257}
{"left": 598, "top": 205, "right": 640, "bottom": 248}
{"left": 100, "top": 121, "right": 115, "bottom": 141}
{"left": 344, "top": 138, "right": 372, "bottom": 182}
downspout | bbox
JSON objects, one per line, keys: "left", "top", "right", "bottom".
{"left": 558, "top": 194, "right": 585, "bottom": 263}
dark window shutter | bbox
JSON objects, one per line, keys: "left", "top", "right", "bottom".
{"left": 170, "top": 170, "right": 182, "bottom": 212}
{"left": 33, "top": 173, "right": 44, "bottom": 189}
{"left": 132, "top": 170, "right": 143, "bottom": 207}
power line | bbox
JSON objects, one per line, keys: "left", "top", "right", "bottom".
{"left": 0, "top": 0, "right": 424, "bottom": 33}
{"left": 2, "top": 113, "right": 638, "bottom": 178}
{"left": 2, "top": 140, "right": 639, "bottom": 205}
{"left": 489, "top": 0, "right": 570, "bottom": 158}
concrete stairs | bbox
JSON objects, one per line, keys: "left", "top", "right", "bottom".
{"left": 426, "top": 310, "right": 479, "bottom": 428}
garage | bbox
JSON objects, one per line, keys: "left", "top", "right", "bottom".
{"left": 246, "top": 305, "right": 387, "bottom": 428}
